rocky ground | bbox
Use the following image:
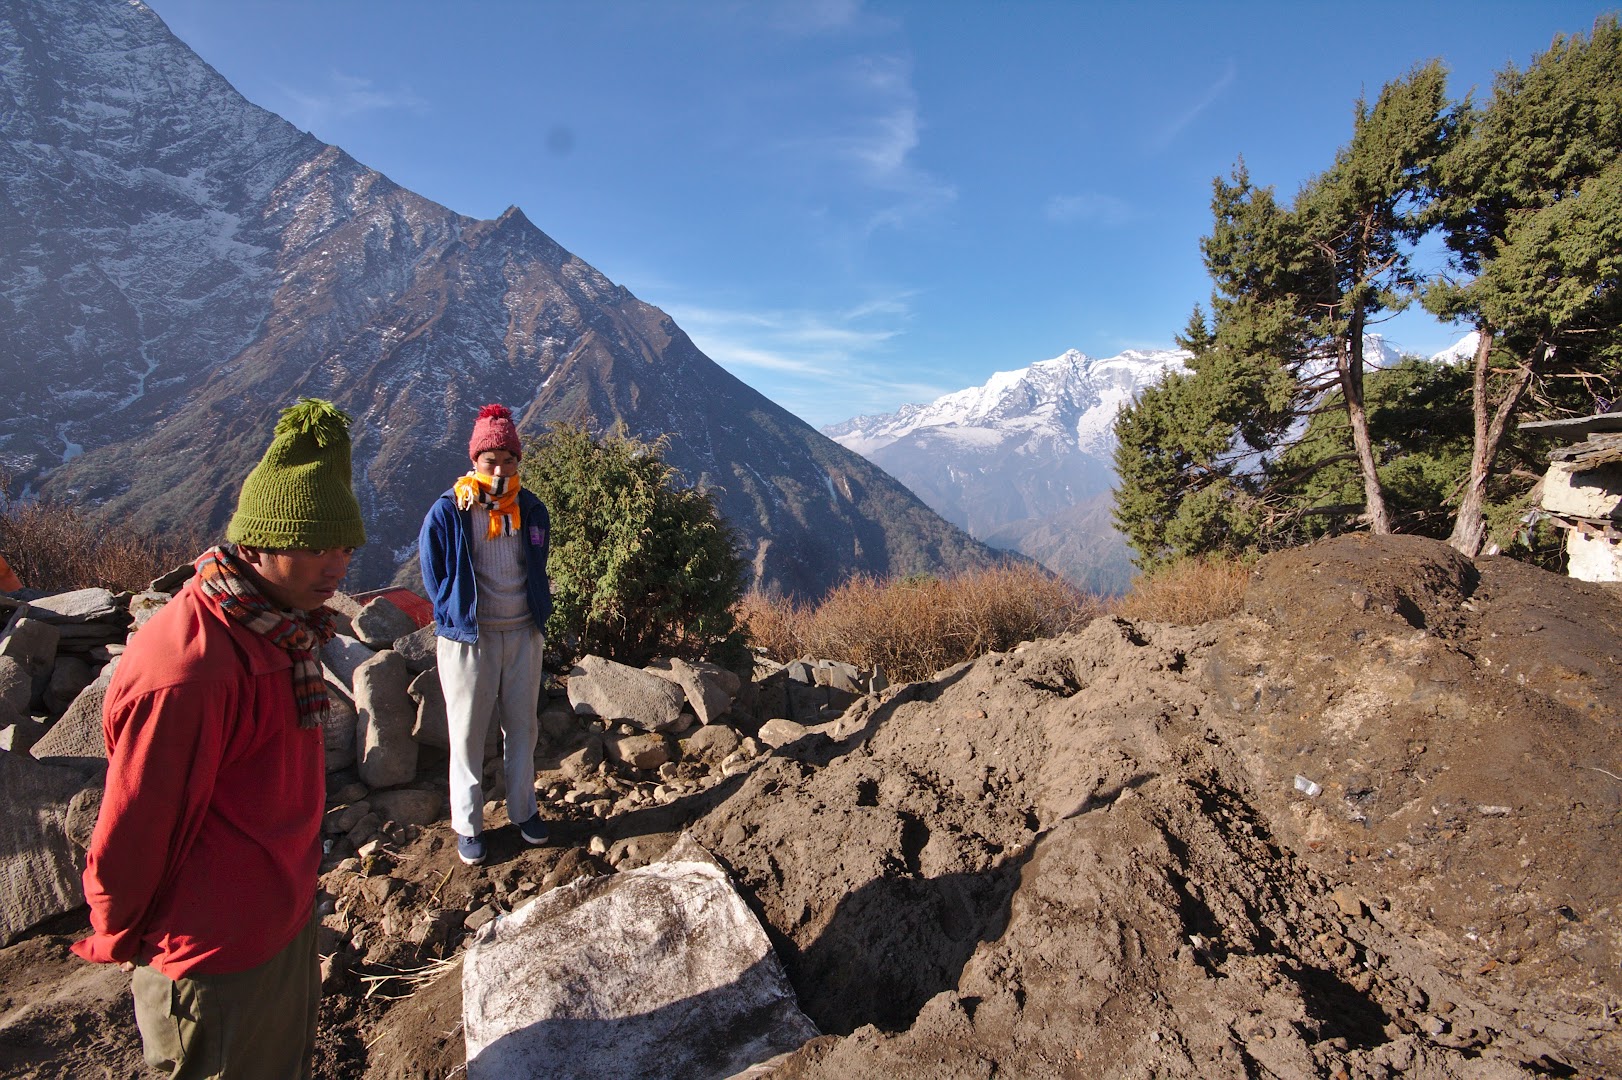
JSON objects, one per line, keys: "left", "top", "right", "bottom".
{"left": 1, "top": 533, "right": 1618, "bottom": 1079}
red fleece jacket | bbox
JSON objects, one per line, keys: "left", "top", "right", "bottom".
{"left": 72, "top": 577, "right": 325, "bottom": 979}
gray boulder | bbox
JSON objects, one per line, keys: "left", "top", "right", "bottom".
{"left": 757, "top": 717, "right": 812, "bottom": 749}
{"left": 0, "top": 656, "right": 31, "bottom": 714}
{"left": 368, "top": 787, "right": 445, "bottom": 827}
{"left": 645, "top": 658, "right": 739, "bottom": 725}
{"left": 0, "top": 616, "right": 60, "bottom": 706}
{"left": 407, "top": 668, "right": 449, "bottom": 750}
{"left": 606, "top": 732, "right": 674, "bottom": 772}
{"left": 321, "top": 687, "right": 358, "bottom": 772}
{"left": 26, "top": 588, "right": 118, "bottom": 623}
{"left": 354, "top": 652, "right": 417, "bottom": 789}
{"left": 45, "top": 656, "right": 94, "bottom": 716}
{"left": 321, "top": 635, "right": 376, "bottom": 696}
{"left": 538, "top": 699, "right": 580, "bottom": 749}
{"left": 147, "top": 563, "right": 194, "bottom": 594}
{"left": 462, "top": 833, "right": 817, "bottom": 1078}
{"left": 30, "top": 667, "right": 115, "bottom": 772}
{"left": 568, "top": 655, "right": 685, "bottom": 733}
{"left": 682, "top": 724, "right": 741, "bottom": 762}
{"left": 353, "top": 596, "right": 418, "bottom": 649}
{"left": 813, "top": 660, "right": 864, "bottom": 695}
{"left": 560, "top": 736, "right": 605, "bottom": 781}
{"left": 407, "top": 669, "right": 497, "bottom": 758}
{"left": 128, "top": 590, "right": 171, "bottom": 628}
{"left": 0, "top": 749, "right": 96, "bottom": 945}
{"left": 393, "top": 624, "right": 439, "bottom": 673}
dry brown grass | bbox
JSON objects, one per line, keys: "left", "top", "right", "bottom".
{"left": 737, "top": 564, "right": 1101, "bottom": 683}
{"left": 0, "top": 490, "right": 200, "bottom": 595}
{"left": 1109, "top": 554, "right": 1254, "bottom": 625}
{"left": 732, "top": 587, "right": 807, "bottom": 662}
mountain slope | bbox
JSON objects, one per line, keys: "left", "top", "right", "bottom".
{"left": 0, "top": 0, "right": 1001, "bottom": 597}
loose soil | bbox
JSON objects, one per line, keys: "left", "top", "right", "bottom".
{"left": 2, "top": 534, "right": 1618, "bottom": 1078}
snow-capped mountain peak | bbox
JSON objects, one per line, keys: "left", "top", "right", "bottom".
{"left": 823, "top": 347, "right": 1189, "bottom": 457}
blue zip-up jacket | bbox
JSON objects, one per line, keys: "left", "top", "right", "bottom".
{"left": 419, "top": 486, "right": 553, "bottom": 643}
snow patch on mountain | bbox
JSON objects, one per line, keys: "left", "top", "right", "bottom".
{"left": 824, "top": 348, "right": 1190, "bottom": 458}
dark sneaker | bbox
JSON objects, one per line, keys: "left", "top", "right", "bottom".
{"left": 457, "top": 833, "right": 487, "bottom": 866}
{"left": 517, "top": 814, "right": 549, "bottom": 846}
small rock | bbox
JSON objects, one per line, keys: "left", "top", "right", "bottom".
{"left": 331, "top": 781, "right": 369, "bottom": 805}
{"left": 464, "top": 905, "right": 498, "bottom": 932}
{"left": 361, "top": 876, "right": 397, "bottom": 904}
{"left": 757, "top": 718, "right": 809, "bottom": 749}
{"left": 324, "top": 801, "right": 373, "bottom": 836}
{"left": 345, "top": 812, "right": 383, "bottom": 849}
{"left": 368, "top": 788, "right": 445, "bottom": 827}
{"left": 1331, "top": 888, "right": 1366, "bottom": 918}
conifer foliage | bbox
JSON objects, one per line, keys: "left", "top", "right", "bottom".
{"left": 522, "top": 424, "right": 747, "bottom": 667}
{"left": 1115, "top": 20, "right": 1622, "bottom": 568}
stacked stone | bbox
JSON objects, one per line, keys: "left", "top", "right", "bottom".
{"left": 0, "top": 575, "right": 164, "bottom": 948}
{"left": 0, "top": 570, "right": 901, "bottom": 956}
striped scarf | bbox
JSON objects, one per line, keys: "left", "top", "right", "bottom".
{"left": 194, "top": 546, "right": 337, "bottom": 728}
{"left": 453, "top": 472, "right": 521, "bottom": 539}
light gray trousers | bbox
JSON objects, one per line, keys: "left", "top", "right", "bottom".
{"left": 437, "top": 627, "right": 544, "bottom": 837}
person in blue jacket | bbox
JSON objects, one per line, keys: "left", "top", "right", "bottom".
{"left": 418, "top": 404, "right": 553, "bottom": 865}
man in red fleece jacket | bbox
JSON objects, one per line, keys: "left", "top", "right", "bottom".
{"left": 74, "top": 399, "right": 366, "bottom": 1080}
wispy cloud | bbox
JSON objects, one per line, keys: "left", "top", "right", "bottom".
{"left": 1148, "top": 60, "right": 1237, "bottom": 152}
{"left": 278, "top": 71, "right": 425, "bottom": 133}
{"left": 660, "top": 294, "right": 947, "bottom": 424}
{"left": 1044, "top": 191, "right": 1133, "bottom": 227}
{"left": 765, "top": 0, "right": 866, "bottom": 34}
{"left": 775, "top": 52, "right": 957, "bottom": 241}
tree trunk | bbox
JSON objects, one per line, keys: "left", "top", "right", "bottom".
{"left": 1341, "top": 309, "right": 1391, "bottom": 534}
{"left": 1447, "top": 328, "right": 1540, "bottom": 556}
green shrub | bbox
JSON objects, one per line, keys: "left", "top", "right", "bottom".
{"left": 522, "top": 424, "right": 746, "bottom": 667}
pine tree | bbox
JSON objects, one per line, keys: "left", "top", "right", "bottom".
{"left": 1292, "top": 61, "right": 1456, "bottom": 534}
{"left": 1428, "top": 17, "right": 1622, "bottom": 554}
{"left": 1114, "top": 65, "right": 1454, "bottom": 566}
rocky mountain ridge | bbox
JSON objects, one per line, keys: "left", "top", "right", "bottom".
{"left": 0, "top": 0, "right": 1001, "bottom": 597}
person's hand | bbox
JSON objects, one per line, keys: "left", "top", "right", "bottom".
{"left": 118, "top": 961, "right": 134, "bottom": 973}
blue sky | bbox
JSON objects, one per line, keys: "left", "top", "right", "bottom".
{"left": 152, "top": 1, "right": 1615, "bottom": 428}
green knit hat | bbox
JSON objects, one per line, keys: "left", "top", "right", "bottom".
{"left": 226, "top": 399, "right": 367, "bottom": 550}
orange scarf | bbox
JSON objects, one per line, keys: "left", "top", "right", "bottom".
{"left": 453, "top": 472, "right": 521, "bottom": 539}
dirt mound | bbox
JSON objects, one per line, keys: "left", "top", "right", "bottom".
{"left": 1, "top": 535, "right": 1617, "bottom": 1079}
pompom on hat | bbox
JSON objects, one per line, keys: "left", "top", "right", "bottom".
{"left": 469, "top": 404, "right": 522, "bottom": 460}
{"left": 226, "top": 398, "right": 367, "bottom": 550}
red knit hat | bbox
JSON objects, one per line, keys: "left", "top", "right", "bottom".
{"left": 469, "top": 404, "right": 522, "bottom": 460}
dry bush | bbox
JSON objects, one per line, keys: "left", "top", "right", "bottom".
{"left": 1111, "top": 554, "right": 1253, "bottom": 626}
{"left": 733, "top": 588, "right": 806, "bottom": 663}
{"left": 0, "top": 493, "right": 199, "bottom": 594}
{"left": 758, "top": 564, "right": 1101, "bottom": 683}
